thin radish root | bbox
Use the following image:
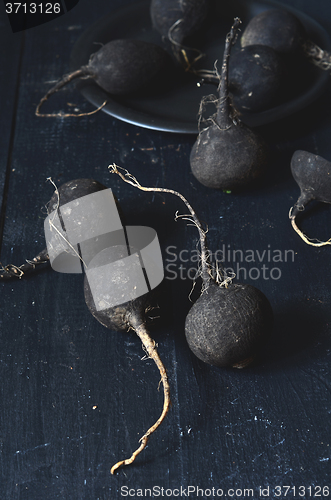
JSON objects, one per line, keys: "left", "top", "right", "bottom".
{"left": 36, "top": 97, "right": 107, "bottom": 118}
{"left": 289, "top": 207, "right": 331, "bottom": 247}
{"left": 35, "top": 68, "right": 107, "bottom": 117}
{"left": 110, "top": 321, "right": 170, "bottom": 474}
{"left": 109, "top": 163, "right": 212, "bottom": 285}
{"left": 0, "top": 248, "right": 49, "bottom": 280}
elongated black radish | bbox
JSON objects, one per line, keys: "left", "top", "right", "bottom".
{"left": 36, "top": 39, "right": 171, "bottom": 117}
{"left": 190, "top": 19, "right": 269, "bottom": 191}
{"left": 241, "top": 9, "right": 331, "bottom": 71}
{"left": 289, "top": 150, "right": 331, "bottom": 246}
{"left": 1, "top": 176, "right": 171, "bottom": 475}
{"left": 110, "top": 164, "right": 273, "bottom": 369}
{"left": 0, "top": 178, "right": 107, "bottom": 280}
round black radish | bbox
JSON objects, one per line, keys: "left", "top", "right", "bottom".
{"left": 0, "top": 178, "right": 109, "bottom": 280}
{"left": 190, "top": 19, "right": 269, "bottom": 191}
{"left": 36, "top": 39, "right": 171, "bottom": 116}
{"left": 289, "top": 150, "right": 331, "bottom": 246}
{"left": 229, "top": 45, "right": 285, "bottom": 112}
{"left": 185, "top": 281, "right": 273, "bottom": 368}
{"left": 150, "top": 0, "right": 210, "bottom": 65}
{"left": 110, "top": 164, "right": 274, "bottom": 371}
{"left": 190, "top": 120, "right": 269, "bottom": 191}
{"left": 240, "top": 8, "right": 331, "bottom": 71}
{"left": 240, "top": 9, "right": 306, "bottom": 55}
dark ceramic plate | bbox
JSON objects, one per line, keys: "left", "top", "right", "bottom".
{"left": 70, "top": 0, "right": 331, "bottom": 133}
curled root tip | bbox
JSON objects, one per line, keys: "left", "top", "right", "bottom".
{"left": 110, "top": 461, "right": 125, "bottom": 475}
{"left": 108, "top": 322, "right": 171, "bottom": 476}
{"left": 291, "top": 217, "right": 331, "bottom": 247}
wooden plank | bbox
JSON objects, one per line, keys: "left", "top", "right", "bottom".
{"left": 0, "top": 13, "right": 23, "bottom": 249}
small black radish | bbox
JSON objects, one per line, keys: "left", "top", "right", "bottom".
{"left": 0, "top": 178, "right": 107, "bottom": 280}
{"left": 36, "top": 39, "right": 171, "bottom": 117}
{"left": 110, "top": 164, "right": 274, "bottom": 370}
{"left": 228, "top": 44, "right": 285, "bottom": 112}
{"left": 185, "top": 280, "right": 273, "bottom": 368}
{"left": 190, "top": 19, "right": 269, "bottom": 191}
{"left": 289, "top": 150, "right": 331, "bottom": 247}
{"left": 241, "top": 9, "right": 331, "bottom": 71}
{"left": 150, "top": 0, "right": 210, "bottom": 68}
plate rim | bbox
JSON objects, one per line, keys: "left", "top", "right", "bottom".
{"left": 70, "top": 0, "right": 331, "bottom": 134}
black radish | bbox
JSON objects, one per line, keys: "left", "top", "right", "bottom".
{"left": 289, "top": 150, "right": 331, "bottom": 246}
{"left": 241, "top": 9, "right": 331, "bottom": 71}
{"left": 228, "top": 44, "right": 285, "bottom": 112}
{"left": 0, "top": 178, "right": 107, "bottom": 280}
{"left": 1, "top": 176, "right": 171, "bottom": 475}
{"left": 150, "top": 0, "right": 210, "bottom": 68}
{"left": 190, "top": 19, "right": 269, "bottom": 191}
{"left": 110, "top": 164, "right": 273, "bottom": 369}
{"left": 36, "top": 39, "right": 171, "bottom": 117}
{"left": 185, "top": 280, "right": 273, "bottom": 368}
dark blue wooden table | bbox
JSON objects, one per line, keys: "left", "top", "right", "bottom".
{"left": 0, "top": 1, "right": 330, "bottom": 499}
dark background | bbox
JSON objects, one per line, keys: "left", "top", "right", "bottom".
{"left": 0, "top": 0, "right": 330, "bottom": 499}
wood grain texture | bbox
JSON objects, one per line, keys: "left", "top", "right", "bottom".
{"left": 0, "top": 0, "right": 330, "bottom": 498}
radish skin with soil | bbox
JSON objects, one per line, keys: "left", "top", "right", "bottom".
{"left": 190, "top": 19, "right": 269, "bottom": 191}
{"left": 228, "top": 44, "right": 285, "bottom": 113}
{"left": 289, "top": 150, "right": 331, "bottom": 246}
{"left": 110, "top": 165, "right": 273, "bottom": 369}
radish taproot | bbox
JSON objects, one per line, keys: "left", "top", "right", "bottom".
{"left": 289, "top": 150, "right": 331, "bottom": 247}
{"left": 190, "top": 19, "right": 269, "bottom": 191}
{"left": 228, "top": 44, "right": 285, "bottom": 113}
{"left": 0, "top": 178, "right": 108, "bottom": 280}
{"left": 241, "top": 9, "right": 331, "bottom": 71}
{"left": 110, "top": 164, "right": 274, "bottom": 369}
{"left": 36, "top": 39, "right": 171, "bottom": 117}
{"left": 84, "top": 271, "right": 169, "bottom": 474}
{"left": 150, "top": 0, "right": 210, "bottom": 68}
